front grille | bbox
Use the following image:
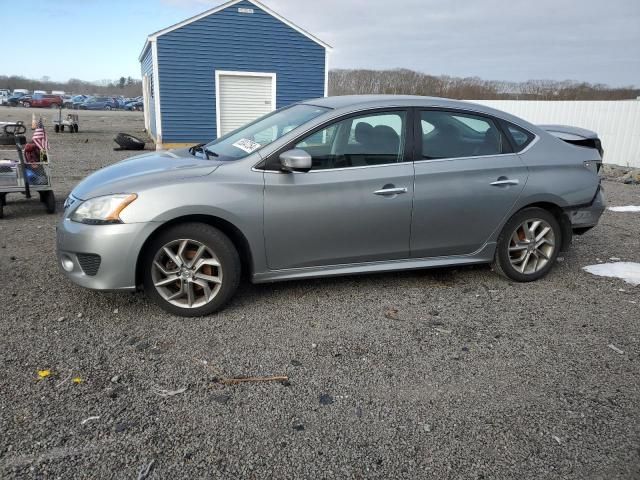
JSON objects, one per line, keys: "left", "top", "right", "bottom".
{"left": 77, "top": 253, "right": 101, "bottom": 276}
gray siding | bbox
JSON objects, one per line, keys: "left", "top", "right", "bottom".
{"left": 156, "top": 0, "right": 326, "bottom": 143}
{"left": 140, "top": 45, "right": 156, "bottom": 139}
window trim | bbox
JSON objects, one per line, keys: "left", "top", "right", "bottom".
{"left": 500, "top": 119, "right": 536, "bottom": 153}
{"left": 415, "top": 107, "right": 515, "bottom": 161}
{"left": 261, "top": 107, "right": 414, "bottom": 172}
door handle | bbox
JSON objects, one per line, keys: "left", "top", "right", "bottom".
{"left": 490, "top": 179, "right": 519, "bottom": 186}
{"left": 374, "top": 187, "right": 408, "bottom": 196}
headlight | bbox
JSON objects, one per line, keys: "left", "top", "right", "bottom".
{"left": 70, "top": 194, "right": 137, "bottom": 225}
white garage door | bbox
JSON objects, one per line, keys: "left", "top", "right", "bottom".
{"left": 216, "top": 72, "right": 275, "bottom": 137}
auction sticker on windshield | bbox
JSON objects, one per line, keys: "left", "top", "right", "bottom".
{"left": 232, "top": 138, "right": 261, "bottom": 154}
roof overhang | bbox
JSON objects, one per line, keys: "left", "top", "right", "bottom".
{"left": 139, "top": 0, "right": 332, "bottom": 62}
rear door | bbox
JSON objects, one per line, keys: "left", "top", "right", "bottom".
{"left": 411, "top": 109, "right": 528, "bottom": 258}
{"left": 263, "top": 109, "right": 415, "bottom": 270}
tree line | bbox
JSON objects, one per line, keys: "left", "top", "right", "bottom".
{"left": 0, "top": 75, "right": 143, "bottom": 97}
{"left": 328, "top": 69, "right": 640, "bottom": 100}
{"left": 3, "top": 70, "right": 638, "bottom": 101}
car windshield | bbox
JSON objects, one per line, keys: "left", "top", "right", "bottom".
{"left": 202, "top": 104, "right": 329, "bottom": 161}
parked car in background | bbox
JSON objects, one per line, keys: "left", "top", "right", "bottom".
{"left": 12, "top": 89, "right": 29, "bottom": 96}
{"left": 22, "top": 94, "right": 63, "bottom": 108}
{"left": 56, "top": 95, "right": 606, "bottom": 317}
{"left": 79, "top": 96, "right": 118, "bottom": 110}
{"left": 7, "top": 93, "right": 30, "bottom": 107}
{"left": 65, "top": 95, "right": 87, "bottom": 109}
{"left": 124, "top": 100, "right": 143, "bottom": 111}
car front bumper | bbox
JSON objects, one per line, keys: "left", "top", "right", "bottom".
{"left": 56, "top": 218, "right": 158, "bottom": 291}
{"left": 566, "top": 185, "right": 606, "bottom": 232}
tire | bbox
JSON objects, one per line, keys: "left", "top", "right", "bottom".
{"left": 55, "top": 124, "right": 60, "bottom": 133}
{"left": 74, "top": 124, "right": 79, "bottom": 133}
{"left": 23, "top": 102, "right": 30, "bottom": 108}
{"left": 492, "top": 207, "right": 561, "bottom": 282}
{"left": 40, "top": 191, "right": 56, "bottom": 214}
{"left": 104, "top": 105, "right": 111, "bottom": 111}
{"left": 114, "top": 132, "right": 145, "bottom": 150}
{"left": 142, "top": 223, "right": 241, "bottom": 317}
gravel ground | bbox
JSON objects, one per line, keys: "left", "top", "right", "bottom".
{"left": 0, "top": 106, "right": 639, "bottom": 479}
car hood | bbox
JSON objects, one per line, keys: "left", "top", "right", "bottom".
{"left": 71, "top": 149, "right": 222, "bottom": 200}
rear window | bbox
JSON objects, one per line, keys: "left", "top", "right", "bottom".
{"left": 503, "top": 121, "right": 535, "bottom": 151}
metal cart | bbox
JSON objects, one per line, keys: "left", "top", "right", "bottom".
{"left": 53, "top": 106, "right": 79, "bottom": 133}
{"left": 0, "top": 121, "right": 56, "bottom": 219}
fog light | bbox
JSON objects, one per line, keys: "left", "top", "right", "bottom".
{"left": 61, "top": 255, "right": 74, "bottom": 272}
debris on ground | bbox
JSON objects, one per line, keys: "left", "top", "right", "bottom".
{"left": 37, "top": 370, "right": 51, "bottom": 380}
{"left": 384, "top": 308, "right": 400, "bottom": 320}
{"left": 137, "top": 460, "right": 155, "bottom": 480}
{"left": 608, "top": 344, "right": 624, "bottom": 355}
{"left": 152, "top": 386, "right": 187, "bottom": 397}
{"left": 216, "top": 375, "right": 289, "bottom": 385}
{"left": 55, "top": 372, "right": 73, "bottom": 388}
{"left": 552, "top": 435, "right": 562, "bottom": 445}
{"left": 319, "top": 393, "right": 334, "bottom": 405}
{"left": 72, "top": 377, "right": 82, "bottom": 384}
{"left": 80, "top": 416, "right": 100, "bottom": 425}
{"left": 434, "top": 327, "right": 452, "bottom": 334}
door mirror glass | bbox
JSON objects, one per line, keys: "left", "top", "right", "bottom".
{"left": 279, "top": 149, "right": 312, "bottom": 172}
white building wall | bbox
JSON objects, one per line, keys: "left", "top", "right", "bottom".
{"left": 469, "top": 100, "right": 640, "bottom": 168}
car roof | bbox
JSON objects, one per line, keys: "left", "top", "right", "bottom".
{"left": 301, "top": 94, "right": 541, "bottom": 133}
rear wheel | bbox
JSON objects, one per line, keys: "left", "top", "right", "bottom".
{"left": 492, "top": 207, "right": 561, "bottom": 282}
{"left": 142, "top": 223, "right": 241, "bottom": 317}
{"left": 104, "top": 105, "right": 111, "bottom": 111}
{"left": 23, "top": 102, "right": 30, "bottom": 108}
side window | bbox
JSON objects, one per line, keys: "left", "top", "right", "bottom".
{"left": 503, "top": 121, "right": 535, "bottom": 151}
{"left": 294, "top": 111, "right": 406, "bottom": 170}
{"left": 420, "top": 110, "right": 508, "bottom": 159}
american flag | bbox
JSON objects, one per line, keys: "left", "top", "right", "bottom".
{"left": 32, "top": 118, "right": 49, "bottom": 152}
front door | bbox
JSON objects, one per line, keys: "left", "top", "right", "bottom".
{"left": 264, "top": 110, "right": 414, "bottom": 270}
{"left": 411, "top": 109, "right": 528, "bottom": 258}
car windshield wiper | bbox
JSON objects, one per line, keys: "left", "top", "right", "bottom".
{"left": 188, "top": 144, "right": 219, "bottom": 160}
{"left": 203, "top": 147, "right": 219, "bottom": 158}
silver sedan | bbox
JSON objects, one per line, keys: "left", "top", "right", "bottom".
{"left": 57, "top": 95, "right": 605, "bottom": 316}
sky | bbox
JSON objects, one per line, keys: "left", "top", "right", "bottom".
{"left": 1, "top": 0, "right": 639, "bottom": 87}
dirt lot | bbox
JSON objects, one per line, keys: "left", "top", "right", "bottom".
{"left": 0, "top": 106, "right": 639, "bottom": 479}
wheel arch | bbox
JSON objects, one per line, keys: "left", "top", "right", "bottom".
{"left": 135, "top": 214, "right": 254, "bottom": 288}
{"left": 516, "top": 201, "right": 572, "bottom": 252}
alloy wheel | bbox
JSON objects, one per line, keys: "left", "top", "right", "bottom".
{"left": 151, "top": 238, "right": 223, "bottom": 309}
{"left": 508, "top": 218, "right": 556, "bottom": 275}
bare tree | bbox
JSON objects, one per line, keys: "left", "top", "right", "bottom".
{"left": 329, "top": 69, "right": 640, "bottom": 100}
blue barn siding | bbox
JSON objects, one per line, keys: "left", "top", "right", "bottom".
{"left": 140, "top": 46, "right": 156, "bottom": 139}
{"left": 156, "top": 0, "right": 325, "bottom": 143}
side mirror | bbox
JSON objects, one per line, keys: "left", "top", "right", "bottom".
{"left": 279, "top": 149, "right": 312, "bottom": 172}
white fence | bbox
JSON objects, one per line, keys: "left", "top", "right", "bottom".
{"left": 470, "top": 100, "right": 640, "bottom": 168}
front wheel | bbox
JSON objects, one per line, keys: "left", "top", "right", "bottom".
{"left": 492, "top": 207, "right": 561, "bottom": 282}
{"left": 142, "top": 223, "right": 241, "bottom": 317}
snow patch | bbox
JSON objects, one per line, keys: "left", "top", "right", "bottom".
{"left": 583, "top": 262, "right": 640, "bottom": 286}
{"left": 608, "top": 206, "right": 640, "bottom": 212}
